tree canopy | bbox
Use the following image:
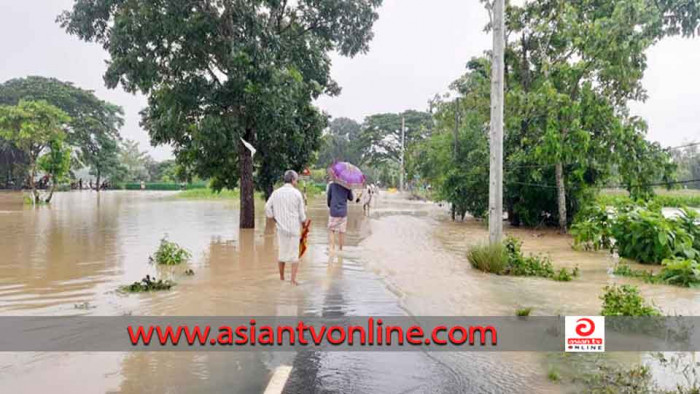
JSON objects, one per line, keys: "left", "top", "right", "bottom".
{"left": 59, "top": 0, "right": 383, "bottom": 228}
{"left": 416, "top": 0, "right": 700, "bottom": 229}
{"left": 0, "top": 100, "right": 71, "bottom": 203}
{"left": 0, "top": 76, "right": 124, "bottom": 187}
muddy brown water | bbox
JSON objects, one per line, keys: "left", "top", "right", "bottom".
{"left": 0, "top": 190, "right": 697, "bottom": 393}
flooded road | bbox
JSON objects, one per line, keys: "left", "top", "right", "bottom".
{"left": 0, "top": 190, "right": 698, "bottom": 393}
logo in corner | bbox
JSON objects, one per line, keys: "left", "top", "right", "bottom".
{"left": 565, "top": 316, "right": 605, "bottom": 352}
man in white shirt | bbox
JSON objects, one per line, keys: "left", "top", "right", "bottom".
{"left": 265, "top": 170, "right": 307, "bottom": 285}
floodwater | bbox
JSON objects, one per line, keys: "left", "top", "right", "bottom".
{"left": 0, "top": 190, "right": 698, "bottom": 393}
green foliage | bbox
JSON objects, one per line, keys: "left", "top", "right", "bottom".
{"left": 416, "top": 1, "right": 700, "bottom": 228}
{"left": 612, "top": 205, "right": 695, "bottom": 264}
{"left": 149, "top": 237, "right": 191, "bottom": 266}
{"left": 574, "top": 203, "right": 699, "bottom": 265}
{"left": 576, "top": 364, "right": 655, "bottom": 394}
{"left": 614, "top": 259, "right": 700, "bottom": 288}
{"left": 571, "top": 203, "right": 615, "bottom": 251}
{"left": 516, "top": 307, "right": 532, "bottom": 317}
{"left": 316, "top": 118, "right": 363, "bottom": 169}
{"left": 554, "top": 268, "right": 573, "bottom": 282}
{"left": 59, "top": 0, "right": 383, "bottom": 228}
{"left": 600, "top": 285, "right": 661, "bottom": 316}
{"left": 415, "top": 60, "right": 490, "bottom": 218}
{"left": 0, "top": 76, "right": 124, "bottom": 185}
{"left": 467, "top": 243, "right": 508, "bottom": 274}
{"left": 468, "top": 236, "right": 577, "bottom": 281}
{"left": 597, "top": 190, "right": 700, "bottom": 208}
{"left": 503, "top": 236, "right": 557, "bottom": 278}
{"left": 176, "top": 188, "right": 243, "bottom": 200}
{"left": 121, "top": 275, "right": 174, "bottom": 293}
{"left": 0, "top": 100, "right": 70, "bottom": 202}
{"left": 547, "top": 368, "right": 560, "bottom": 383}
{"left": 657, "top": 258, "right": 700, "bottom": 288}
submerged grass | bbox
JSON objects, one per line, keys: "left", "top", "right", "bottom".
{"left": 613, "top": 260, "right": 700, "bottom": 288}
{"left": 467, "top": 243, "right": 508, "bottom": 274}
{"left": 515, "top": 307, "right": 533, "bottom": 317}
{"left": 120, "top": 275, "right": 175, "bottom": 293}
{"left": 176, "top": 188, "right": 241, "bottom": 200}
{"left": 467, "top": 236, "right": 579, "bottom": 282}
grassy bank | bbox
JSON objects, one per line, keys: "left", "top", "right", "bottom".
{"left": 177, "top": 182, "right": 325, "bottom": 201}
{"left": 116, "top": 182, "right": 208, "bottom": 191}
{"left": 598, "top": 188, "right": 700, "bottom": 207}
{"left": 176, "top": 188, "right": 242, "bottom": 200}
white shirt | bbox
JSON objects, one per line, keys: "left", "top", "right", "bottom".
{"left": 265, "top": 183, "right": 307, "bottom": 236}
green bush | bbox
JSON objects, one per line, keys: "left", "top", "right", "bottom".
{"left": 570, "top": 203, "right": 614, "bottom": 251}
{"left": 613, "top": 260, "right": 700, "bottom": 288}
{"left": 149, "top": 237, "right": 191, "bottom": 265}
{"left": 120, "top": 275, "right": 175, "bottom": 293}
{"left": 657, "top": 258, "right": 700, "bottom": 288}
{"left": 468, "top": 236, "right": 577, "bottom": 281}
{"left": 467, "top": 243, "right": 508, "bottom": 274}
{"left": 516, "top": 307, "right": 533, "bottom": 316}
{"left": 553, "top": 268, "right": 573, "bottom": 282}
{"left": 600, "top": 285, "right": 661, "bottom": 316}
{"left": 612, "top": 205, "right": 694, "bottom": 264}
{"left": 574, "top": 203, "right": 699, "bottom": 265}
{"left": 504, "top": 236, "right": 557, "bottom": 277}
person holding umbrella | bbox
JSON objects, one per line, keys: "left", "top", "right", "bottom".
{"left": 327, "top": 162, "right": 365, "bottom": 253}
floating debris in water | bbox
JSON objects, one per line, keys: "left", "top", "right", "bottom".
{"left": 120, "top": 275, "right": 175, "bottom": 293}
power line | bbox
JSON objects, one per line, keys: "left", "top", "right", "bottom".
{"left": 506, "top": 178, "right": 700, "bottom": 191}
{"left": 665, "top": 142, "right": 699, "bottom": 151}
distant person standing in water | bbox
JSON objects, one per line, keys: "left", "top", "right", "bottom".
{"left": 327, "top": 181, "right": 353, "bottom": 252}
{"left": 265, "top": 170, "right": 307, "bottom": 286}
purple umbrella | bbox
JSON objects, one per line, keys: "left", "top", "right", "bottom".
{"left": 328, "top": 161, "right": 366, "bottom": 190}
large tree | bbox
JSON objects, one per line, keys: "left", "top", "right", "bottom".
{"left": 502, "top": 0, "right": 700, "bottom": 231}
{"left": 0, "top": 77, "right": 124, "bottom": 188}
{"left": 0, "top": 100, "right": 70, "bottom": 203}
{"left": 316, "top": 117, "right": 363, "bottom": 169}
{"left": 415, "top": 1, "right": 700, "bottom": 229}
{"left": 59, "top": 0, "right": 383, "bottom": 228}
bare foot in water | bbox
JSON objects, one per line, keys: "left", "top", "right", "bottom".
{"left": 291, "top": 280, "right": 299, "bottom": 286}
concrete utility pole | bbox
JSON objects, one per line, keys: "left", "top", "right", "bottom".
{"left": 400, "top": 116, "right": 405, "bottom": 192}
{"left": 488, "top": 0, "right": 505, "bottom": 244}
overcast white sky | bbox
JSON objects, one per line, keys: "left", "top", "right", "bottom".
{"left": 1, "top": 0, "right": 698, "bottom": 161}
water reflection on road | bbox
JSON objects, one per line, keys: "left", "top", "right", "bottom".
{"left": 0, "top": 190, "right": 698, "bottom": 393}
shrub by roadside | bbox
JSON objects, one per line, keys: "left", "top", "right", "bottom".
{"left": 572, "top": 203, "right": 699, "bottom": 265}
{"left": 467, "top": 236, "right": 578, "bottom": 281}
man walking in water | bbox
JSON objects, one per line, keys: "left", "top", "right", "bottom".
{"left": 327, "top": 181, "right": 353, "bottom": 252}
{"left": 265, "top": 170, "right": 307, "bottom": 285}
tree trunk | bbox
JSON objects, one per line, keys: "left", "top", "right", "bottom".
{"left": 264, "top": 183, "right": 274, "bottom": 202}
{"left": 555, "top": 162, "right": 567, "bottom": 233}
{"left": 96, "top": 170, "right": 101, "bottom": 194}
{"left": 239, "top": 131, "right": 255, "bottom": 229}
{"left": 28, "top": 156, "right": 39, "bottom": 205}
{"left": 45, "top": 176, "right": 56, "bottom": 203}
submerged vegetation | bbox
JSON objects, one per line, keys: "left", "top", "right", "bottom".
{"left": 515, "top": 307, "right": 533, "bottom": 317}
{"left": 468, "top": 236, "right": 578, "bottom": 281}
{"left": 600, "top": 285, "right": 661, "bottom": 317}
{"left": 120, "top": 275, "right": 174, "bottom": 293}
{"left": 573, "top": 203, "right": 699, "bottom": 265}
{"left": 149, "top": 237, "right": 191, "bottom": 265}
{"left": 614, "top": 260, "right": 700, "bottom": 288}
